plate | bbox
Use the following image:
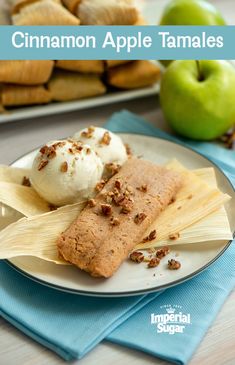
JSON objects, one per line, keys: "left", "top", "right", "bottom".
{"left": 4, "top": 134, "right": 235, "bottom": 297}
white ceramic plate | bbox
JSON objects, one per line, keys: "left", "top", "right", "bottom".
{"left": 4, "top": 134, "right": 235, "bottom": 297}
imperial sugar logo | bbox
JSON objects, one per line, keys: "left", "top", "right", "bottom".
{"left": 150, "top": 305, "right": 191, "bottom": 335}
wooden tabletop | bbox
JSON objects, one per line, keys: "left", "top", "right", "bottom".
{"left": 0, "top": 1, "right": 234, "bottom": 364}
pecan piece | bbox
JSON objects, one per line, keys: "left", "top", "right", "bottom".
{"left": 101, "top": 204, "right": 112, "bottom": 216}
{"left": 134, "top": 212, "right": 147, "bottom": 224}
{"left": 168, "top": 259, "right": 181, "bottom": 270}
{"left": 60, "top": 161, "right": 68, "bottom": 173}
{"left": 95, "top": 179, "right": 106, "bottom": 192}
{"left": 81, "top": 126, "right": 95, "bottom": 138}
{"left": 114, "top": 179, "right": 122, "bottom": 190}
{"left": 156, "top": 246, "right": 170, "bottom": 259}
{"left": 38, "top": 160, "right": 48, "bottom": 171}
{"left": 105, "top": 163, "right": 121, "bottom": 177}
{"left": 22, "top": 176, "right": 31, "bottom": 187}
{"left": 99, "top": 131, "right": 111, "bottom": 145}
{"left": 169, "top": 232, "right": 180, "bottom": 240}
{"left": 142, "top": 230, "right": 157, "bottom": 243}
{"left": 148, "top": 257, "right": 160, "bottom": 268}
{"left": 129, "top": 251, "right": 144, "bottom": 263}
{"left": 87, "top": 199, "right": 96, "bottom": 208}
{"left": 110, "top": 217, "right": 120, "bottom": 226}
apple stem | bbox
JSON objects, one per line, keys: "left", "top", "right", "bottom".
{"left": 196, "top": 60, "right": 204, "bottom": 82}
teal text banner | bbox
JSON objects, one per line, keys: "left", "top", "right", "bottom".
{"left": 0, "top": 25, "right": 234, "bottom": 60}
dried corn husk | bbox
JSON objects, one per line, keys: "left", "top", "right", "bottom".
{"left": 0, "top": 182, "right": 50, "bottom": 216}
{"left": 1, "top": 85, "right": 51, "bottom": 106}
{"left": 137, "top": 161, "right": 232, "bottom": 249}
{"left": 10, "top": 0, "right": 61, "bottom": 14}
{"left": 0, "top": 165, "right": 31, "bottom": 184}
{"left": 107, "top": 61, "right": 161, "bottom": 89}
{"left": 0, "top": 60, "right": 54, "bottom": 85}
{"left": 12, "top": 0, "right": 80, "bottom": 25}
{"left": 48, "top": 70, "right": 106, "bottom": 101}
{"left": 56, "top": 60, "right": 104, "bottom": 74}
{"left": 77, "top": 0, "right": 138, "bottom": 25}
{"left": 0, "top": 203, "right": 84, "bottom": 264}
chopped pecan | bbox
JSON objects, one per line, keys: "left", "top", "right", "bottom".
{"left": 38, "top": 160, "right": 48, "bottom": 171}
{"left": 99, "top": 131, "right": 111, "bottom": 145}
{"left": 148, "top": 257, "right": 160, "bottom": 268}
{"left": 134, "top": 212, "right": 147, "bottom": 224}
{"left": 39, "top": 145, "right": 49, "bottom": 155}
{"left": 22, "top": 176, "right": 31, "bottom": 187}
{"left": 156, "top": 246, "right": 170, "bottom": 259}
{"left": 129, "top": 251, "right": 144, "bottom": 263}
{"left": 110, "top": 217, "right": 120, "bottom": 226}
{"left": 95, "top": 179, "right": 106, "bottom": 192}
{"left": 120, "top": 202, "right": 132, "bottom": 214}
{"left": 105, "top": 163, "right": 121, "bottom": 176}
{"left": 101, "top": 204, "right": 112, "bottom": 216}
{"left": 81, "top": 126, "right": 95, "bottom": 138}
{"left": 142, "top": 230, "right": 157, "bottom": 243}
{"left": 114, "top": 179, "right": 122, "bottom": 190}
{"left": 169, "top": 232, "right": 180, "bottom": 240}
{"left": 136, "top": 184, "right": 147, "bottom": 193}
{"left": 87, "top": 199, "right": 96, "bottom": 208}
{"left": 168, "top": 259, "right": 181, "bottom": 270}
{"left": 60, "top": 161, "right": 68, "bottom": 173}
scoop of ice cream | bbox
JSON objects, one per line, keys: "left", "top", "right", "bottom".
{"left": 30, "top": 139, "right": 103, "bottom": 206}
{"left": 73, "top": 126, "right": 128, "bottom": 165}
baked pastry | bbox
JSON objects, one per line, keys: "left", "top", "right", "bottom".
{"left": 12, "top": 0, "right": 80, "bottom": 25}
{"left": 56, "top": 60, "right": 104, "bottom": 74}
{"left": 1, "top": 84, "right": 51, "bottom": 106}
{"left": 106, "top": 60, "right": 131, "bottom": 68}
{"left": 0, "top": 60, "right": 54, "bottom": 85}
{"left": 48, "top": 70, "right": 106, "bottom": 101}
{"left": 76, "top": 0, "right": 138, "bottom": 25}
{"left": 107, "top": 60, "right": 161, "bottom": 89}
{"left": 10, "top": 0, "right": 61, "bottom": 14}
{"left": 57, "top": 157, "right": 182, "bottom": 277}
{"left": 0, "top": 2, "right": 11, "bottom": 24}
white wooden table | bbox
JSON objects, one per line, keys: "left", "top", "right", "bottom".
{"left": 0, "top": 1, "right": 234, "bottom": 364}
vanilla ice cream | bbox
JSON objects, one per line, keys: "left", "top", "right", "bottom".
{"left": 73, "top": 127, "right": 128, "bottom": 165}
{"left": 30, "top": 139, "right": 103, "bottom": 206}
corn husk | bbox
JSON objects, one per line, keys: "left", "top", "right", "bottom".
{"left": 77, "top": 0, "right": 138, "bottom": 25}
{"left": 10, "top": 0, "right": 61, "bottom": 14}
{"left": 0, "top": 60, "right": 54, "bottom": 85}
{"left": 0, "top": 165, "right": 31, "bottom": 184}
{"left": 137, "top": 161, "right": 232, "bottom": 249}
{"left": 48, "top": 70, "right": 106, "bottom": 101}
{"left": 107, "top": 61, "right": 161, "bottom": 89}
{"left": 0, "top": 203, "right": 84, "bottom": 264}
{"left": 12, "top": 0, "right": 80, "bottom": 25}
{"left": 1, "top": 85, "right": 52, "bottom": 106}
{"left": 56, "top": 60, "right": 104, "bottom": 74}
{"left": 0, "top": 182, "right": 50, "bottom": 216}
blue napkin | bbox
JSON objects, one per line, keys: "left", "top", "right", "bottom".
{"left": 0, "top": 110, "right": 234, "bottom": 364}
{"left": 105, "top": 110, "right": 235, "bottom": 365}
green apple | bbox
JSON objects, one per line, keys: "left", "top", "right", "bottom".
{"left": 160, "top": 0, "right": 226, "bottom": 26}
{"left": 159, "top": 0, "right": 226, "bottom": 67}
{"left": 160, "top": 60, "right": 235, "bottom": 140}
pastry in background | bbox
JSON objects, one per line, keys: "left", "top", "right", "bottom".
{"left": 12, "top": 0, "right": 80, "bottom": 25}
{"left": 0, "top": 2, "right": 11, "bottom": 24}
{"left": 10, "top": 0, "right": 62, "bottom": 14}
{"left": 76, "top": 0, "right": 138, "bottom": 25}
{"left": 106, "top": 60, "right": 132, "bottom": 68}
{"left": 107, "top": 61, "right": 161, "bottom": 89}
{"left": 56, "top": 60, "right": 104, "bottom": 74}
{"left": 1, "top": 84, "right": 51, "bottom": 106}
{"left": 0, "top": 60, "right": 54, "bottom": 85}
{"left": 48, "top": 70, "right": 106, "bottom": 101}
{"left": 62, "top": 0, "right": 80, "bottom": 14}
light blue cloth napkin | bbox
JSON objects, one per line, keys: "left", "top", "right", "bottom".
{"left": 105, "top": 110, "right": 235, "bottom": 365}
{"left": 0, "top": 110, "right": 234, "bottom": 364}
{"left": 0, "top": 262, "right": 160, "bottom": 360}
